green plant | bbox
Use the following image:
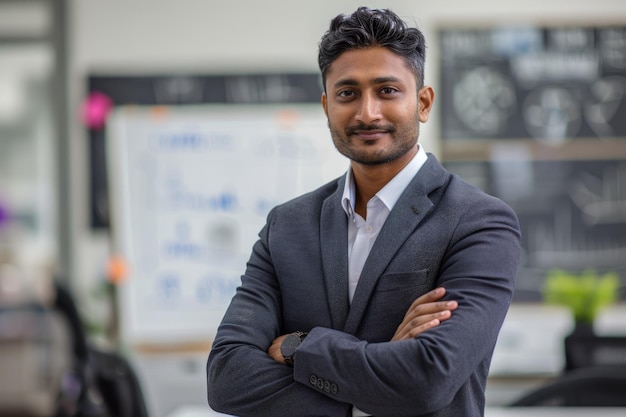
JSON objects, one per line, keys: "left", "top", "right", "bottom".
{"left": 542, "top": 269, "right": 620, "bottom": 324}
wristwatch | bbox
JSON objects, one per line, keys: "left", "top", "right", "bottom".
{"left": 280, "top": 331, "right": 307, "bottom": 366}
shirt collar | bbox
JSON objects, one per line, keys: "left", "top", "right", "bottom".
{"left": 341, "top": 145, "right": 428, "bottom": 217}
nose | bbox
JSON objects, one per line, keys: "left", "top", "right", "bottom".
{"left": 355, "top": 92, "right": 381, "bottom": 124}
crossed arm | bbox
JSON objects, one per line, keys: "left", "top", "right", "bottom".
{"left": 208, "top": 195, "right": 520, "bottom": 416}
{"left": 268, "top": 287, "right": 458, "bottom": 363}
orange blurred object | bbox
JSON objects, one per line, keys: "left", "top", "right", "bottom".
{"left": 106, "top": 255, "right": 128, "bottom": 284}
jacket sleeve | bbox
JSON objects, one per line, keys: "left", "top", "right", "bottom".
{"left": 293, "top": 197, "right": 521, "bottom": 416}
{"left": 206, "top": 208, "right": 350, "bottom": 417}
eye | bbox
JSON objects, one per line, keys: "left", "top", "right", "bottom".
{"left": 380, "top": 86, "right": 399, "bottom": 95}
{"left": 335, "top": 89, "right": 357, "bottom": 102}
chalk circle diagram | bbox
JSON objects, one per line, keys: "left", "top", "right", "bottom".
{"left": 452, "top": 66, "right": 517, "bottom": 136}
{"left": 523, "top": 87, "right": 582, "bottom": 145}
{"left": 584, "top": 76, "right": 626, "bottom": 138}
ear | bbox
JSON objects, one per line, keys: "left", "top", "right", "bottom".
{"left": 321, "top": 92, "right": 329, "bottom": 118}
{"left": 417, "top": 86, "right": 434, "bottom": 123}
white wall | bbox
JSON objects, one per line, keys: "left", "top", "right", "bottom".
{"left": 66, "top": 0, "right": 626, "bottom": 333}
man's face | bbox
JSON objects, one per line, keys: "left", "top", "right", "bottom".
{"left": 322, "top": 46, "right": 433, "bottom": 167}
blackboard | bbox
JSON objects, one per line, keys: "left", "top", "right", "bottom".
{"left": 106, "top": 105, "right": 347, "bottom": 345}
{"left": 439, "top": 25, "right": 626, "bottom": 142}
{"left": 445, "top": 156, "right": 626, "bottom": 301}
{"left": 438, "top": 23, "right": 626, "bottom": 300}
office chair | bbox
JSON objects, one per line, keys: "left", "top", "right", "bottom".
{"left": 54, "top": 282, "right": 151, "bottom": 417}
{"left": 509, "top": 365, "right": 626, "bottom": 407}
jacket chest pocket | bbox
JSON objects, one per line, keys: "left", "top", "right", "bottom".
{"left": 358, "top": 269, "right": 434, "bottom": 342}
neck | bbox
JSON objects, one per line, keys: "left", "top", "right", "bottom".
{"left": 351, "top": 146, "right": 418, "bottom": 217}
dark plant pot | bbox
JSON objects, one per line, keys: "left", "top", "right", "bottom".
{"left": 570, "top": 321, "right": 595, "bottom": 336}
{"left": 564, "top": 322, "right": 626, "bottom": 371}
{"left": 564, "top": 321, "right": 596, "bottom": 371}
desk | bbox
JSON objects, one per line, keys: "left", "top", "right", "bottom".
{"left": 485, "top": 408, "right": 626, "bottom": 416}
{"left": 167, "top": 406, "right": 626, "bottom": 417}
{"left": 167, "top": 407, "right": 228, "bottom": 417}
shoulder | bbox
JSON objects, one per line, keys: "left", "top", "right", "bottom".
{"left": 440, "top": 173, "right": 521, "bottom": 242}
{"left": 420, "top": 154, "right": 509, "bottom": 208}
{"left": 449, "top": 173, "right": 515, "bottom": 213}
{"left": 419, "top": 157, "right": 518, "bottom": 228}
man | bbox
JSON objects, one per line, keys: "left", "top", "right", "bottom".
{"left": 207, "top": 7, "right": 521, "bottom": 417}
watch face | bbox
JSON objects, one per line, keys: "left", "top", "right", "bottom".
{"left": 280, "top": 333, "right": 301, "bottom": 358}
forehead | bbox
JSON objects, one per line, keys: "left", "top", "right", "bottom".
{"left": 325, "top": 46, "right": 416, "bottom": 88}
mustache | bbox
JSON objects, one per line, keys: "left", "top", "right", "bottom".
{"left": 345, "top": 123, "right": 395, "bottom": 136}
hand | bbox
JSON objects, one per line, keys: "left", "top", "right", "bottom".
{"left": 391, "top": 287, "right": 458, "bottom": 341}
{"left": 268, "top": 334, "right": 288, "bottom": 364}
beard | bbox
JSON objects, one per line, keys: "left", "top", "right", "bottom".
{"left": 328, "top": 118, "right": 420, "bottom": 166}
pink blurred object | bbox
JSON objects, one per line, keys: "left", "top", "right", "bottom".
{"left": 0, "top": 200, "right": 8, "bottom": 227}
{"left": 81, "top": 91, "right": 113, "bottom": 130}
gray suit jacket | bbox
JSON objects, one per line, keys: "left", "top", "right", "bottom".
{"left": 207, "top": 154, "right": 521, "bottom": 417}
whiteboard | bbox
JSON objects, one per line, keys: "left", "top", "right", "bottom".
{"left": 106, "top": 105, "right": 348, "bottom": 345}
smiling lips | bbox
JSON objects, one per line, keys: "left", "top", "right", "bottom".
{"left": 353, "top": 130, "right": 387, "bottom": 140}
{"left": 346, "top": 124, "right": 395, "bottom": 140}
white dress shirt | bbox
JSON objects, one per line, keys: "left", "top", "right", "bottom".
{"left": 340, "top": 145, "right": 428, "bottom": 416}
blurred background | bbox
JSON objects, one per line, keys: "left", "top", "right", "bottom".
{"left": 1, "top": 1, "right": 626, "bottom": 416}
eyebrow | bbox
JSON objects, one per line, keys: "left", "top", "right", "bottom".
{"left": 332, "top": 76, "right": 404, "bottom": 89}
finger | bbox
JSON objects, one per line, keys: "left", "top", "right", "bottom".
{"left": 402, "top": 300, "right": 458, "bottom": 324}
{"left": 407, "top": 309, "right": 452, "bottom": 332}
{"left": 393, "top": 289, "right": 457, "bottom": 340}
{"left": 405, "top": 318, "right": 441, "bottom": 339}
{"left": 399, "top": 288, "right": 446, "bottom": 323}
{"left": 407, "top": 287, "right": 446, "bottom": 311}
{"left": 393, "top": 318, "right": 441, "bottom": 341}
{"left": 393, "top": 309, "right": 451, "bottom": 340}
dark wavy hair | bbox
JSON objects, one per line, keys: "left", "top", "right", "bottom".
{"left": 318, "top": 7, "right": 426, "bottom": 91}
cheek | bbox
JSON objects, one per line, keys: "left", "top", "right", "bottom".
{"left": 388, "top": 106, "right": 418, "bottom": 126}
{"left": 385, "top": 97, "right": 418, "bottom": 118}
{"left": 326, "top": 106, "right": 352, "bottom": 127}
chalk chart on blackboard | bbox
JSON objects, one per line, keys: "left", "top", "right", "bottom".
{"left": 106, "top": 105, "right": 348, "bottom": 345}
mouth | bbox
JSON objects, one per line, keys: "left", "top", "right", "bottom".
{"left": 353, "top": 130, "right": 388, "bottom": 141}
{"left": 346, "top": 124, "right": 394, "bottom": 141}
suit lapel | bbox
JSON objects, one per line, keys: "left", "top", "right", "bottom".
{"left": 343, "top": 154, "right": 449, "bottom": 334}
{"left": 320, "top": 175, "right": 350, "bottom": 330}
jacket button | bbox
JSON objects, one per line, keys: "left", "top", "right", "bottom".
{"left": 309, "top": 374, "right": 317, "bottom": 386}
{"left": 317, "top": 378, "right": 324, "bottom": 390}
{"left": 323, "top": 380, "right": 331, "bottom": 392}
